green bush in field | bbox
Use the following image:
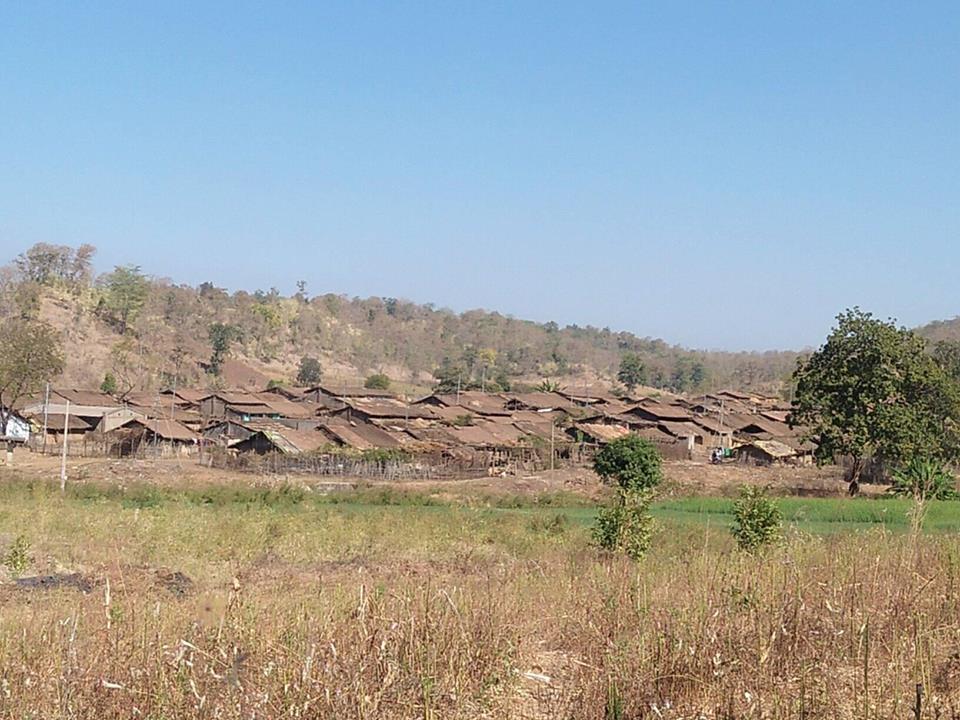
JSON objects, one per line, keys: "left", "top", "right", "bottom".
{"left": 4, "top": 535, "right": 30, "bottom": 577}
{"left": 592, "top": 436, "right": 661, "bottom": 559}
{"left": 889, "top": 458, "right": 958, "bottom": 500}
{"left": 593, "top": 435, "right": 662, "bottom": 492}
{"left": 731, "top": 485, "right": 783, "bottom": 551}
{"left": 593, "top": 490, "right": 655, "bottom": 560}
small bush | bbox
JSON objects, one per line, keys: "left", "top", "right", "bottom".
{"left": 889, "top": 458, "right": 958, "bottom": 500}
{"left": 731, "top": 485, "right": 783, "bottom": 551}
{"left": 593, "top": 490, "right": 654, "bottom": 560}
{"left": 100, "top": 372, "right": 117, "bottom": 394}
{"left": 528, "top": 512, "right": 569, "bottom": 537}
{"left": 4, "top": 535, "right": 30, "bottom": 577}
{"left": 364, "top": 373, "right": 391, "bottom": 390}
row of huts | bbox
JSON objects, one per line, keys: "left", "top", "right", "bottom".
{"left": 5, "top": 384, "right": 812, "bottom": 467}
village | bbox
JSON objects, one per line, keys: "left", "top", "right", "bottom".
{"left": 3, "top": 382, "right": 813, "bottom": 477}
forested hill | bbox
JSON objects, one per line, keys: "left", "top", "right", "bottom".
{"left": 917, "top": 317, "right": 960, "bottom": 344}
{"left": 0, "top": 243, "right": 800, "bottom": 395}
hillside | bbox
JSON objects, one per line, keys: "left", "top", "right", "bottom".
{"left": 917, "top": 316, "right": 960, "bottom": 344}
{"left": 0, "top": 243, "right": 801, "bottom": 395}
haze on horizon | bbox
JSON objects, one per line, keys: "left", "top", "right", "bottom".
{"left": 1, "top": 2, "right": 957, "bottom": 352}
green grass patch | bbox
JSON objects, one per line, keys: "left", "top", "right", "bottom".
{"left": 653, "top": 496, "right": 960, "bottom": 533}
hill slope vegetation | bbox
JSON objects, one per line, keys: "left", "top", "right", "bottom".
{"left": 0, "top": 243, "right": 800, "bottom": 394}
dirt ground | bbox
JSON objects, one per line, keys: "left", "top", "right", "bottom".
{"left": 0, "top": 446, "right": 864, "bottom": 498}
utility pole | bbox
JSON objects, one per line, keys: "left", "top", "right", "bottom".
{"left": 170, "top": 371, "right": 178, "bottom": 422}
{"left": 42, "top": 382, "right": 50, "bottom": 454}
{"left": 60, "top": 400, "right": 70, "bottom": 491}
{"left": 550, "top": 421, "right": 555, "bottom": 472}
{"left": 718, "top": 398, "right": 725, "bottom": 450}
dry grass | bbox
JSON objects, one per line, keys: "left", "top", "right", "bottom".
{"left": 0, "top": 475, "right": 959, "bottom": 718}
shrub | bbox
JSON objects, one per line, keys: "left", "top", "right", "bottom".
{"left": 296, "top": 356, "right": 322, "bottom": 386}
{"left": 364, "top": 373, "right": 391, "bottom": 390}
{"left": 889, "top": 458, "right": 958, "bottom": 500}
{"left": 593, "top": 490, "right": 655, "bottom": 560}
{"left": 100, "top": 372, "right": 117, "bottom": 394}
{"left": 528, "top": 512, "right": 570, "bottom": 537}
{"left": 4, "top": 535, "right": 30, "bottom": 577}
{"left": 731, "top": 485, "right": 783, "bottom": 551}
{"left": 593, "top": 435, "right": 662, "bottom": 492}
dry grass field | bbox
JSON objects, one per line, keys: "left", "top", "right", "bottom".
{"left": 0, "top": 457, "right": 958, "bottom": 718}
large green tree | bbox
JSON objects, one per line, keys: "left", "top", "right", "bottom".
{"left": 207, "top": 323, "right": 242, "bottom": 376}
{"left": 296, "top": 356, "right": 323, "bottom": 386}
{"left": 101, "top": 265, "right": 150, "bottom": 334}
{"left": 0, "top": 318, "right": 65, "bottom": 436}
{"left": 617, "top": 353, "right": 647, "bottom": 392}
{"left": 791, "top": 308, "right": 960, "bottom": 494}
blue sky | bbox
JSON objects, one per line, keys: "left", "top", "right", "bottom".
{"left": 0, "top": 2, "right": 957, "bottom": 351}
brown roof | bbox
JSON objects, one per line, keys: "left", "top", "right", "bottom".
{"left": 511, "top": 420, "right": 556, "bottom": 442}
{"left": 50, "top": 389, "right": 118, "bottom": 406}
{"left": 484, "top": 422, "right": 526, "bottom": 445}
{"left": 501, "top": 392, "right": 576, "bottom": 411}
{"left": 261, "top": 385, "right": 311, "bottom": 400}
{"left": 760, "top": 410, "right": 791, "bottom": 424}
{"left": 429, "top": 405, "right": 481, "bottom": 423}
{"left": 634, "top": 426, "right": 680, "bottom": 443}
{"left": 122, "top": 392, "right": 167, "bottom": 407}
{"left": 316, "top": 418, "right": 405, "bottom": 450}
{"left": 571, "top": 423, "right": 632, "bottom": 444}
{"left": 159, "top": 408, "right": 202, "bottom": 424}
{"left": 606, "top": 413, "right": 654, "bottom": 427}
{"left": 690, "top": 416, "right": 734, "bottom": 435}
{"left": 741, "top": 439, "right": 797, "bottom": 459}
{"left": 657, "top": 421, "right": 704, "bottom": 439}
{"left": 717, "top": 390, "right": 753, "bottom": 401}
{"left": 122, "top": 394, "right": 200, "bottom": 422}
{"left": 226, "top": 402, "right": 277, "bottom": 415}
{"left": 446, "top": 424, "right": 510, "bottom": 448}
{"left": 687, "top": 395, "right": 755, "bottom": 415}
{"left": 421, "top": 392, "right": 511, "bottom": 416}
{"left": 735, "top": 416, "right": 792, "bottom": 436}
{"left": 28, "top": 413, "right": 94, "bottom": 431}
{"left": 623, "top": 401, "right": 692, "bottom": 422}
{"left": 311, "top": 385, "right": 395, "bottom": 399}
{"left": 161, "top": 388, "right": 208, "bottom": 404}
{"left": 135, "top": 418, "right": 199, "bottom": 442}
{"left": 709, "top": 412, "right": 758, "bottom": 432}
{"left": 338, "top": 397, "right": 436, "bottom": 420}
{"left": 200, "top": 391, "right": 257, "bottom": 404}
{"left": 204, "top": 392, "right": 317, "bottom": 419}
{"left": 597, "top": 399, "right": 634, "bottom": 416}
{"left": 556, "top": 386, "right": 620, "bottom": 404}
{"left": 256, "top": 396, "right": 317, "bottom": 419}
{"left": 241, "top": 427, "right": 328, "bottom": 454}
